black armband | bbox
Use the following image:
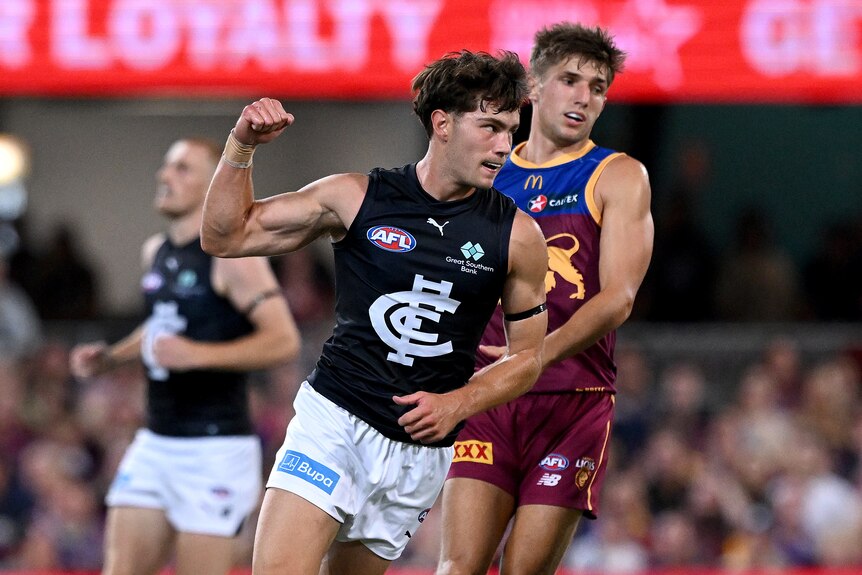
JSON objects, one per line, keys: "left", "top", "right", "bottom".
{"left": 504, "top": 302, "right": 547, "bottom": 322}
{"left": 243, "top": 288, "right": 282, "bottom": 316}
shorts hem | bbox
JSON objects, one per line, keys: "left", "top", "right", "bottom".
{"left": 445, "top": 471, "right": 516, "bottom": 498}
{"left": 264, "top": 483, "right": 345, "bottom": 524}
{"left": 518, "top": 496, "right": 598, "bottom": 519}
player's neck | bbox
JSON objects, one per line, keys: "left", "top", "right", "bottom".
{"left": 520, "top": 132, "right": 592, "bottom": 166}
{"left": 167, "top": 211, "right": 203, "bottom": 246}
{"left": 416, "top": 156, "right": 476, "bottom": 203}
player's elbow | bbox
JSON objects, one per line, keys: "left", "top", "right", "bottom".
{"left": 269, "top": 320, "right": 302, "bottom": 365}
{"left": 200, "top": 225, "right": 242, "bottom": 258}
{"left": 277, "top": 329, "right": 301, "bottom": 364}
{"left": 610, "top": 288, "right": 638, "bottom": 327}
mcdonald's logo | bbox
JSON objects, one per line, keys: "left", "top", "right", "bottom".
{"left": 524, "top": 175, "right": 543, "bottom": 190}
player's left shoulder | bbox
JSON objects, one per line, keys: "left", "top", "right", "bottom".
{"left": 595, "top": 154, "right": 651, "bottom": 206}
{"left": 509, "top": 209, "right": 547, "bottom": 270}
{"left": 603, "top": 153, "right": 649, "bottom": 183}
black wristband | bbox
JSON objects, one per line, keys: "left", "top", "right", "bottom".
{"left": 504, "top": 302, "right": 547, "bottom": 322}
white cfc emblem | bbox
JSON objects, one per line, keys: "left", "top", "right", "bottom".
{"left": 369, "top": 274, "right": 460, "bottom": 366}
{"left": 142, "top": 301, "right": 187, "bottom": 381}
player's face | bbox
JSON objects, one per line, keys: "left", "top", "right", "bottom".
{"left": 155, "top": 141, "right": 215, "bottom": 219}
{"left": 448, "top": 104, "right": 520, "bottom": 190}
{"left": 531, "top": 56, "right": 608, "bottom": 149}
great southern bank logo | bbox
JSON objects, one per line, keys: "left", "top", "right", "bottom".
{"left": 367, "top": 225, "right": 416, "bottom": 252}
{"left": 277, "top": 450, "right": 340, "bottom": 494}
{"left": 460, "top": 242, "right": 485, "bottom": 261}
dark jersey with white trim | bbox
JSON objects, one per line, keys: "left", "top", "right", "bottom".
{"left": 308, "top": 163, "right": 517, "bottom": 447}
{"left": 141, "top": 237, "right": 254, "bottom": 436}
{"left": 476, "top": 141, "right": 623, "bottom": 394}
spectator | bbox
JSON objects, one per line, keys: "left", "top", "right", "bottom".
{"left": 641, "top": 192, "right": 716, "bottom": 321}
{"left": 0, "top": 252, "right": 41, "bottom": 359}
{"left": 803, "top": 220, "right": 862, "bottom": 320}
{"left": 653, "top": 361, "right": 712, "bottom": 448}
{"left": 714, "top": 207, "right": 803, "bottom": 321}
{"left": 31, "top": 222, "right": 100, "bottom": 320}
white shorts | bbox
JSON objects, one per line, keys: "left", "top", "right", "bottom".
{"left": 106, "top": 429, "right": 262, "bottom": 537}
{"left": 267, "top": 382, "right": 453, "bottom": 560}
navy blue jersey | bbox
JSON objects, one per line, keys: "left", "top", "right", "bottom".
{"left": 308, "top": 164, "right": 518, "bottom": 447}
{"left": 142, "top": 237, "right": 254, "bottom": 436}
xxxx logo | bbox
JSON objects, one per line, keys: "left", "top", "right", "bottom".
{"left": 452, "top": 440, "right": 493, "bottom": 464}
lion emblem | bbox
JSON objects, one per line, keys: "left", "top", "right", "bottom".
{"left": 545, "top": 233, "right": 585, "bottom": 300}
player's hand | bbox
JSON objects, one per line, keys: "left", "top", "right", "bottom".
{"left": 151, "top": 334, "right": 200, "bottom": 372}
{"left": 478, "top": 344, "right": 506, "bottom": 361}
{"left": 234, "top": 98, "right": 295, "bottom": 146}
{"left": 394, "top": 391, "right": 463, "bottom": 444}
{"left": 70, "top": 342, "right": 108, "bottom": 378}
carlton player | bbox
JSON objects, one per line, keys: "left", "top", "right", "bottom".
{"left": 201, "top": 50, "right": 548, "bottom": 575}
{"left": 438, "top": 23, "right": 654, "bottom": 575}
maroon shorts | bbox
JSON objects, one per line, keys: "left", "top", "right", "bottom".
{"left": 447, "top": 391, "right": 614, "bottom": 519}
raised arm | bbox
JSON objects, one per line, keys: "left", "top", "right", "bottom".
{"left": 394, "top": 210, "right": 548, "bottom": 443}
{"left": 201, "top": 98, "right": 366, "bottom": 258}
{"left": 147, "top": 255, "right": 301, "bottom": 372}
{"left": 542, "top": 154, "right": 653, "bottom": 367}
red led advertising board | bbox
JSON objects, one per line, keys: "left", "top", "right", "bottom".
{"left": 1, "top": 0, "right": 860, "bottom": 102}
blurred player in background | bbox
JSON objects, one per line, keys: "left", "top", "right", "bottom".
{"left": 70, "top": 137, "right": 300, "bottom": 575}
{"left": 201, "top": 50, "right": 548, "bottom": 574}
{"left": 438, "top": 23, "right": 654, "bottom": 575}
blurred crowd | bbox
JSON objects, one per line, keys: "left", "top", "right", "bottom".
{"left": 1, "top": 201, "right": 861, "bottom": 571}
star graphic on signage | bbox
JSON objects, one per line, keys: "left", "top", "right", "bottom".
{"left": 609, "top": 0, "right": 702, "bottom": 90}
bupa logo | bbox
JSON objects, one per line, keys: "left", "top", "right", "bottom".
{"left": 539, "top": 453, "right": 569, "bottom": 471}
{"left": 367, "top": 226, "right": 416, "bottom": 252}
{"left": 529, "top": 195, "right": 548, "bottom": 213}
{"left": 277, "top": 450, "right": 340, "bottom": 494}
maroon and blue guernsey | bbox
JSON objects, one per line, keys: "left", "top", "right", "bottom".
{"left": 476, "top": 141, "right": 625, "bottom": 394}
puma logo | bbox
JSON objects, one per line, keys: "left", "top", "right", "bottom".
{"left": 545, "top": 233, "right": 585, "bottom": 300}
{"left": 426, "top": 218, "right": 449, "bottom": 236}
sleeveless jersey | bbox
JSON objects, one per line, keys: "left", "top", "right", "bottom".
{"left": 308, "top": 163, "right": 517, "bottom": 447}
{"left": 476, "top": 141, "right": 624, "bottom": 394}
{"left": 141, "top": 237, "right": 255, "bottom": 436}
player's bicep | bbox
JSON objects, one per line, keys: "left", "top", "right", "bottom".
{"left": 597, "top": 158, "right": 654, "bottom": 292}
{"left": 215, "top": 256, "right": 298, "bottom": 337}
{"left": 244, "top": 173, "right": 366, "bottom": 255}
{"left": 215, "top": 255, "right": 280, "bottom": 311}
{"left": 500, "top": 212, "right": 548, "bottom": 353}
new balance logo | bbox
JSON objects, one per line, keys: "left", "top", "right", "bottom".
{"left": 427, "top": 218, "right": 449, "bottom": 236}
{"left": 537, "top": 473, "right": 562, "bottom": 486}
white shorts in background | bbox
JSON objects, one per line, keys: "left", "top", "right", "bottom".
{"left": 267, "top": 382, "right": 454, "bottom": 560}
{"left": 106, "top": 429, "right": 262, "bottom": 537}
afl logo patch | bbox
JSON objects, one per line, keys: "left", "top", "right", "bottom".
{"left": 367, "top": 226, "right": 416, "bottom": 253}
{"left": 528, "top": 195, "right": 548, "bottom": 213}
{"left": 142, "top": 272, "right": 163, "bottom": 292}
{"left": 539, "top": 453, "right": 569, "bottom": 471}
